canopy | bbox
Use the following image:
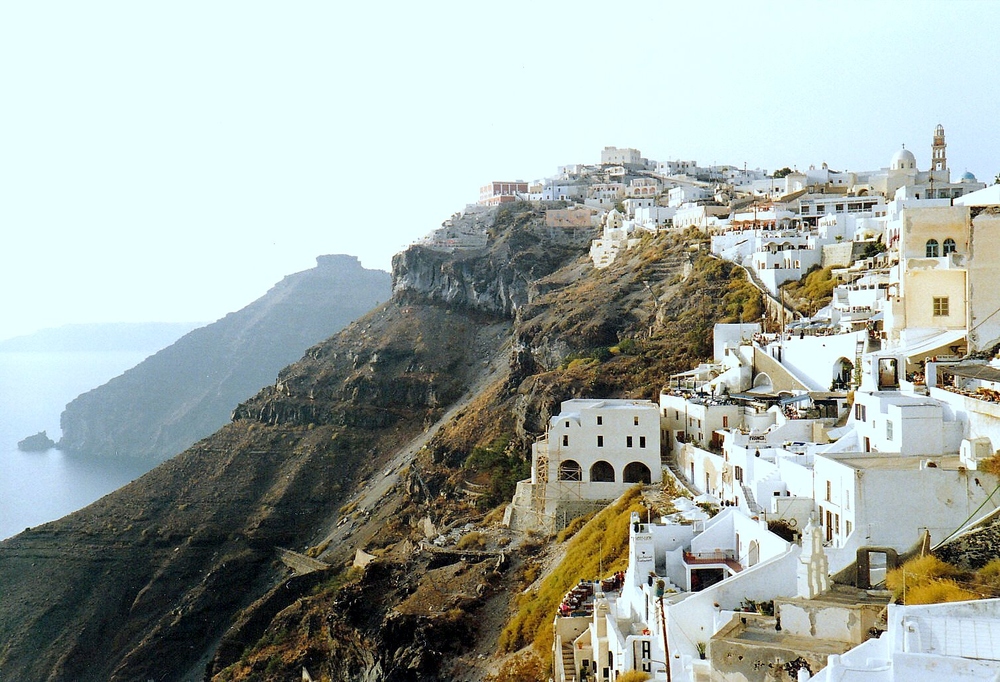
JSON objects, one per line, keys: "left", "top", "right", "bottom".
{"left": 900, "top": 329, "right": 967, "bottom": 361}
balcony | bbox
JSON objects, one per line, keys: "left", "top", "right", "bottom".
{"left": 683, "top": 550, "right": 743, "bottom": 573}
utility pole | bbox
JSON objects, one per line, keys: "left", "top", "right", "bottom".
{"left": 659, "top": 594, "right": 672, "bottom": 682}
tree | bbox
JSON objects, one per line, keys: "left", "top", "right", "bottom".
{"left": 773, "top": 167, "right": 793, "bottom": 179}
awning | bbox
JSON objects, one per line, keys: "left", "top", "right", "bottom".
{"left": 729, "top": 392, "right": 778, "bottom": 401}
{"left": 899, "top": 329, "right": 967, "bottom": 361}
{"left": 778, "top": 394, "right": 812, "bottom": 405}
{"left": 940, "top": 363, "right": 1000, "bottom": 383}
{"left": 671, "top": 368, "right": 707, "bottom": 378}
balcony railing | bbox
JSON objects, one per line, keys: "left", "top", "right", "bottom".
{"left": 683, "top": 550, "right": 742, "bottom": 572}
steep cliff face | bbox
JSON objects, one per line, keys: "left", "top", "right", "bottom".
{"left": 0, "top": 205, "right": 584, "bottom": 682}
{"left": 0, "top": 205, "right": 761, "bottom": 682}
{"left": 391, "top": 204, "right": 593, "bottom": 317}
{"left": 58, "top": 254, "right": 391, "bottom": 460}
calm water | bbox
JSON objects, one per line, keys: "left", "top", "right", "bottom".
{"left": 0, "top": 351, "right": 158, "bottom": 539}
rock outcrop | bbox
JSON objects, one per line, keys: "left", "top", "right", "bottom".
{"left": 57, "top": 254, "right": 391, "bottom": 460}
{"left": 16, "top": 431, "right": 56, "bottom": 451}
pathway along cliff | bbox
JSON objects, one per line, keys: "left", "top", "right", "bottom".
{"left": 0, "top": 204, "right": 765, "bottom": 681}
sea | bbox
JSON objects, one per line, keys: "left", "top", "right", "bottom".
{"left": 0, "top": 350, "right": 158, "bottom": 540}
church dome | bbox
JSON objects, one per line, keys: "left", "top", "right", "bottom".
{"left": 891, "top": 147, "right": 917, "bottom": 171}
{"left": 961, "top": 171, "right": 978, "bottom": 183}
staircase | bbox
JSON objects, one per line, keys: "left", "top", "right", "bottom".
{"left": 561, "top": 642, "right": 577, "bottom": 682}
{"left": 741, "top": 483, "right": 763, "bottom": 514}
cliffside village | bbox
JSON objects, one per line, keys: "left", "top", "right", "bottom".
{"left": 462, "top": 131, "right": 1000, "bottom": 681}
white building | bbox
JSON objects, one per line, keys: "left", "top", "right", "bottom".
{"left": 554, "top": 507, "right": 797, "bottom": 682}
{"left": 808, "top": 599, "right": 1000, "bottom": 682}
{"left": 831, "top": 272, "right": 888, "bottom": 332}
{"left": 601, "top": 146, "right": 644, "bottom": 166}
{"left": 673, "top": 203, "right": 730, "bottom": 232}
{"left": 542, "top": 182, "right": 588, "bottom": 201}
{"left": 589, "top": 208, "right": 642, "bottom": 268}
{"left": 668, "top": 185, "right": 710, "bottom": 208}
{"left": 633, "top": 205, "right": 676, "bottom": 231}
{"left": 505, "top": 399, "right": 661, "bottom": 532}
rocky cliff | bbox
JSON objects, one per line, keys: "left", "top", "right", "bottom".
{"left": 57, "top": 254, "right": 391, "bottom": 460}
{"left": 0, "top": 204, "right": 762, "bottom": 682}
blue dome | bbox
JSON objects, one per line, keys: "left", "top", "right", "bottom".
{"left": 961, "top": 171, "right": 978, "bottom": 183}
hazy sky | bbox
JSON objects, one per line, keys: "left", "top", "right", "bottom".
{"left": 3, "top": 2, "right": 999, "bottom": 341}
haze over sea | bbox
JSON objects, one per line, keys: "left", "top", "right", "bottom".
{"left": 0, "top": 350, "right": 161, "bottom": 539}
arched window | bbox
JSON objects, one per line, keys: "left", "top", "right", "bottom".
{"left": 623, "top": 462, "right": 652, "bottom": 484}
{"left": 558, "top": 459, "right": 582, "bottom": 481}
{"left": 926, "top": 239, "right": 939, "bottom": 257}
{"left": 590, "top": 460, "right": 615, "bottom": 482}
{"left": 943, "top": 238, "right": 956, "bottom": 255}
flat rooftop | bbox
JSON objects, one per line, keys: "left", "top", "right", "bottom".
{"left": 823, "top": 452, "right": 964, "bottom": 471}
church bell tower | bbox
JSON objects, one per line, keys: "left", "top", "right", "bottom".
{"left": 931, "top": 123, "right": 947, "bottom": 172}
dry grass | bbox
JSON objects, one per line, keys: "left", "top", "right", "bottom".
{"left": 886, "top": 554, "right": 995, "bottom": 604}
{"left": 886, "top": 555, "right": 961, "bottom": 601}
{"left": 904, "top": 580, "right": 979, "bottom": 605}
{"left": 456, "top": 531, "right": 487, "bottom": 550}
{"left": 616, "top": 671, "right": 652, "bottom": 682}
{"left": 483, "top": 651, "right": 547, "bottom": 682}
{"left": 499, "top": 487, "right": 645, "bottom": 654}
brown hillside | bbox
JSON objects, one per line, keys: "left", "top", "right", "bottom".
{"left": 0, "top": 204, "right": 761, "bottom": 682}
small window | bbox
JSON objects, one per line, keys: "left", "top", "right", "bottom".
{"left": 926, "top": 239, "right": 940, "bottom": 257}
{"left": 639, "top": 436, "right": 646, "bottom": 448}
{"left": 735, "top": 465, "right": 744, "bottom": 482}
{"left": 562, "top": 435, "right": 569, "bottom": 447}
{"left": 943, "top": 238, "right": 956, "bottom": 255}
{"left": 597, "top": 415, "right": 603, "bottom": 425}
{"left": 933, "top": 296, "right": 949, "bottom": 317}
{"left": 634, "top": 416, "right": 639, "bottom": 426}
{"left": 886, "top": 420, "right": 893, "bottom": 440}
{"left": 826, "top": 480, "right": 831, "bottom": 501}
{"left": 597, "top": 435, "right": 604, "bottom": 447}
{"left": 627, "top": 436, "right": 633, "bottom": 448}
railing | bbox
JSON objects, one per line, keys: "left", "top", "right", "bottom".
{"left": 684, "top": 550, "right": 735, "bottom": 563}
{"left": 683, "top": 551, "right": 743, "bottom": 572}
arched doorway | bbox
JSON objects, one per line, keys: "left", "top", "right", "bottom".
{"left": 623, "top": 462, "right": 652, "bottom": 484}
{"left": 753, "top": 373, "right": 773, "bottom": 391}
{"left": 590, "top": 460, "right": 615, "bottom": 482}
{"left": 832, "top": 357, "right": 853, "bottom": 390}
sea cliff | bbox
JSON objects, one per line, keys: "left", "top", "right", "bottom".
{"left": 57, "top": 254, "right": 390, "bottom": 460}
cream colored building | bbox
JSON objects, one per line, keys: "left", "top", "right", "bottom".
{"left": 883, "top": 204, "right": 1000, "bottom": 353}
{"left": 505, "top": 399, "right": 661, "bottom": 532}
